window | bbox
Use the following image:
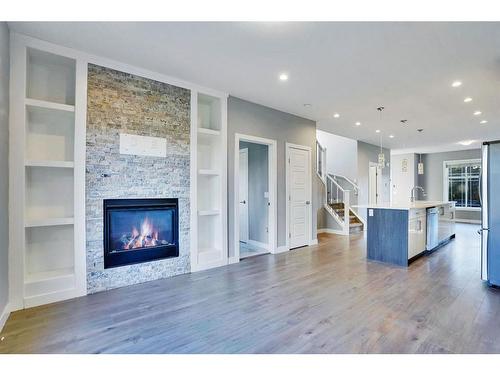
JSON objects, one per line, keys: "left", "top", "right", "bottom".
{"left": 444, "top": 160, "right": 481, "bottom": 209}
{"left": 316, "top": 141, "right": 326, "bottom": 181}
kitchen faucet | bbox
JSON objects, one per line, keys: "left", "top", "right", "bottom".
{"left": 410, "top": 186, "right": 426, "bottom": 202}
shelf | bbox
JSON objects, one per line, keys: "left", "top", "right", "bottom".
{"left": 25, "top": 268, "right": 74, "bottom": 285}
{"left": 198, "top": 169, "right": 220, "bottom": 176}
{"left": 198, "top": 210, "right": 220, "bottom": 216}
{"left": 198, "top": 128, "right": 220, "bottom": 137}
{"left": 25, "top": 167, "right": 74, "bottom": 220}
{"left": 25, "top": 160, "right": 74, "bottom": 168}
{"left": 24, "top": 267, "right": 76, "bottom": 300}
{"left": 25, "top": 98, "right": 75, "bottom": 113}
{"left": 198, "top": 93, "right": 221, "bottom": 131}
{"left": 25, "top": 217, "right": 74, "bottom": 228}
{"left": 26, "top": 48, "right": 76, "bottom": 106}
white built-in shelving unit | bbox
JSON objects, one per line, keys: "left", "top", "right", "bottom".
{"left": 9, "top": 34, "right": 87, "bottom": 309}
{"left": 190, "top": 92, "right": 228, "bottom": 272}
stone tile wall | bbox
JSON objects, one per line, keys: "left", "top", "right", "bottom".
{"left": 86, "top": 64, "right": 191, "bottom": 293}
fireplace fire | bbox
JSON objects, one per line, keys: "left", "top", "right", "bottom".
{"left": 103, "top": 198, "right": 179, "bottom": 268}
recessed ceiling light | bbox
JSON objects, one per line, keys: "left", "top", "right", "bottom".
{"left": 474, "top": 111, "right": 482, "bottom": 116}
{"left": 389, "top": 135, "right": 395, "bottom": 138}
{"left": 279, "top": 73, "right": 288, "bottom": 81}
{"left": 375, "top": 129, "right": 381, "bottom": 133}
{"left": 464, "top": 97, "right": 473, "bottom": 103}
{"left": 451, "top": 81, "right": 462, "bottom": 88}
{"left": 458, "top": 140, "right": 475, "bottom": 146}
{"left": 480, "top": 120, "right": 488, "bottom": 124}
{"left": 333, "top": 113, "right": 340, "bottom": 118}
{"left": 355, "top": 122, "right": 361, "bottom": 126}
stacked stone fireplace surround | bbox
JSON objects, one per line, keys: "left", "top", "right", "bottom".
{"left": 86, "top": 64, "right": 191, "bottom": 293}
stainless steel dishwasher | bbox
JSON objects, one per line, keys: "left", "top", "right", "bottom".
{"left": 426, "top": 207, "right": 439, "bottom": 251}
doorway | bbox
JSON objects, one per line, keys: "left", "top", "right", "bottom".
{"left": 234, "top": 134, "right": 277, "bottom": 260}
{"left": 369, "top": 162, "right": 381, "bottom": 204}
{"left": 286, "top": 143, "right": 312, "bottom": 249}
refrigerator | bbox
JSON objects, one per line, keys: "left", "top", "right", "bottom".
{"left": 480, "top": 141, "right": 500, "bottom": 286}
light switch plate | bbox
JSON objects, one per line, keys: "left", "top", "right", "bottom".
{"left": 369, "top": 209, "right": 374, "bottom": 217}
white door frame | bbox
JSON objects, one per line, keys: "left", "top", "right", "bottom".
{"left": 286, "top": 142, "right": 313, "bottom": 250}
{"left": 234, "top": 133, "right": 277, "bottom": 261}
{"left": 238, "top": 148, "right": 249, "bottom": 243}
{"left": 368, "top": 161, "right": 380, "bottom": 204}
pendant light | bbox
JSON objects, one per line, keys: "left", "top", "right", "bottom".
{"left": 417, "top": 129, "right": 424, "bottom": 174}
{"left": 418, "top": 153, "right": 424, "bottom": 175}
{"left": 377, "top": 106, "right": 385, "bottom": 169}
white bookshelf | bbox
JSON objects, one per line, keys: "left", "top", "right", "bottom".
{"left": 190, "top": 92, "right": 228, "bottom": 272}
{"left": 9, "top": 34, "right": 87, "bottom": 309}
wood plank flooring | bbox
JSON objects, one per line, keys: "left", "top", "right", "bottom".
{"left": 2, "top": 223, "right": 500, "bottom": 354}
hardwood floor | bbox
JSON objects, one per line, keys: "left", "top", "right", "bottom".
{"left": 2, "top": 223, "right": 500, "bottom": 354}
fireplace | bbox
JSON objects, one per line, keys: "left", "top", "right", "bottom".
{"left": 103, "top": 198, "right": 179, "bottom": 269}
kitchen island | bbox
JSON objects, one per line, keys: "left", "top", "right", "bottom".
{"left": 354, "top": 201, "right": 456, "bottom": 266}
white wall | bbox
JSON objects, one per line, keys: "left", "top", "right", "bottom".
{"left": 391, "top": 153, "right": 417, "bottom": 204}
{"left": 0, "top": 22, "right": 10, "bottom": 324}
{"left": 316, "top": 130, "right": 357, "bottom": 181}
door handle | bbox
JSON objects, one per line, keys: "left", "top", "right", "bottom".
{"left": 306, "top": 201, "right": 311, "bottom": 205}
{"left": 240, "top": 200, "right": 246, "bottom": 204}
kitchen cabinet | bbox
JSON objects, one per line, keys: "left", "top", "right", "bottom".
{"left": 438, "top": 203, "right": 456, "bottom": 244}
{"left": 408, "top": 208, "right": 426, "bottom": 259}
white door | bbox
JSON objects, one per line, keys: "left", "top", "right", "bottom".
{"left": 239, "top": 148, "right": 249, "bottom": 243}
{"left": 288, "top": 146, "right": 311, "bottom": 249}
{"left": 369, "top": 164, "right": 379, "bottom": 204}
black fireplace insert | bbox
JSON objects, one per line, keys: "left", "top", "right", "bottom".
{"left": 103, "top": 198, "right": 179, "bottom": 268}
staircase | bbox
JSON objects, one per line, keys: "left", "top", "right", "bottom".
{"left": 317, "top": 139, "right": 365, "bottom": 235}
{"left": 326, "top": 202, "right": 364, "bottom": 234}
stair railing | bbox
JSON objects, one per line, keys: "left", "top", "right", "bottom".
{"left": 326, "top": 174, "right": 351, "bottom": 235}
{"left": 330, "top": 174, "right": 359, "bottom": 196}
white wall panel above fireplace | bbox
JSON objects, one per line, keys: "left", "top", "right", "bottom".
{"left": 119, "top": 133, "right": 167, "bottom": 158}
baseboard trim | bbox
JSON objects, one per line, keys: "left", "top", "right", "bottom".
{"left": 228, "top": 256, "right": 239, "bottom": 264}
{"left": 0, "top": 303, "right": 11, "bottom": 334}
{"left": 274, "top": 245, "right": 289, "bottom": 254}
{"left": 317, "top": 228, "right": 348, "bottom": 236}
{"left": 309, "top": 238, "right": 318, "bottom": 246}
{"left": 246, "top": 240, "right": 270, "bottom": 251}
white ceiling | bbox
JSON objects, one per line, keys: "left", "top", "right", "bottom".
{"left": 9, "top": 22, "right": 500, "bottom": 153}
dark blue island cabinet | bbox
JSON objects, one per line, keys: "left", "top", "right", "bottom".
{"left": 367, "top": 208, "right": 410, "bottom": 266}
{"left": 362, "top": 202, "right": 455, "bottom": 267}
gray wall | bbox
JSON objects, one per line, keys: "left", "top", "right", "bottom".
{"left": 357, "top": 141, "right": 391, "bottom": 221}
{"left": 420, "top": 149, "right": 481, "bottom": 222}
{"left": 0, "top": 23, "right": 9, "bottom": 314}
{"left": 228, "top": 96, "right": 318, "bottom": 257}
{"left": 239, "top": 141, "right": 269, "bottom": 244}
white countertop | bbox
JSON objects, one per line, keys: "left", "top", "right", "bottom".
{"left": 353, "top": 201, "right": 455, "bottom": 210}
